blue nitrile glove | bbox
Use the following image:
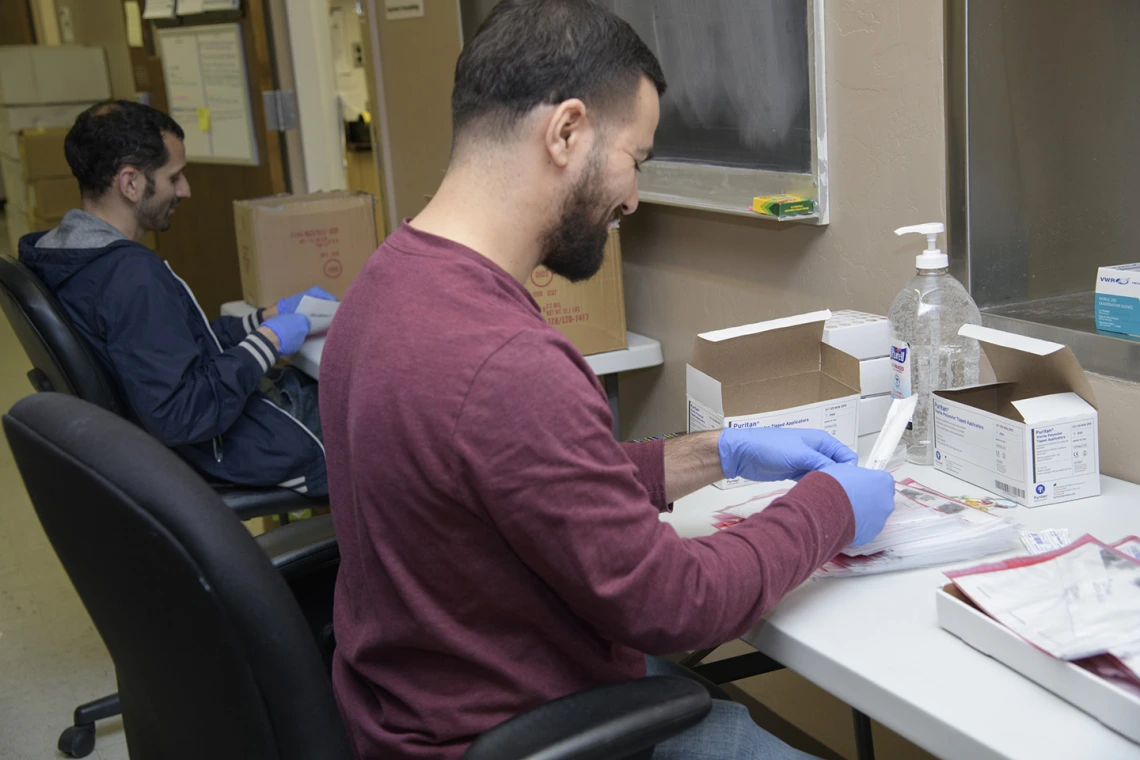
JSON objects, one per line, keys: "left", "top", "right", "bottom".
{"left": 277, "top": 285, "right": 337, "bottom": 316}
{"left": 262, "top": 313, "right": 311, "bottom": 355}
{"left": 718, "top": 427, "right": 858, "bottom": 482}
{"left": 819, "top": 463, "right": 896, "bottom": 546}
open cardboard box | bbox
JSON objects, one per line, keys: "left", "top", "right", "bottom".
{"left": 933, "top": 325, "right": 1099, "bottom": 507}
{"left": 686, "top": 310, "right": 861, "bottom": 489}
{"left": 937, "top": 583, "right": 1140, "bottom": 744}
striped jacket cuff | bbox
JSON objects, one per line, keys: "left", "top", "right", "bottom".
{"left": 241, "top": 308, "right": 265, "bottom": 335}
{"left": 237, "top": 330, "right": 280, "bottom": 373}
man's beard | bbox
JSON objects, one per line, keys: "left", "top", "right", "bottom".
{"left": 137, "top": 180, "right": 176, "bottom": 232}
{"left": 538, "top": 156, "right": 614, "bottom": 283}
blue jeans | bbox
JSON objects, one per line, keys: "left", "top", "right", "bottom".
{"left": 647, "top": 657, "right": 819, "bottom": 760}
{"left": 260, "top": 366, "right": 323, "bottom": 443}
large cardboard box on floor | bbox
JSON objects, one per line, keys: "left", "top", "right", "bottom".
{"left": 234, "top": 191, "right": 378, "bottom": 306}
{"left": 686, "top": 310, "right": 862, "bottom": 489}
{"left": 932, "top": 325, "right": 1099, "bottom": 507}
{"left": 526, "top": 228, "right": 626, "bottom": 356}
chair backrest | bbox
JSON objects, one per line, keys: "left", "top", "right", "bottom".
{"left": 0, "top": 253, "right": 126, "bottom": 415}
{"left": 2, "top": 393, "right": 353, "bottom": 760}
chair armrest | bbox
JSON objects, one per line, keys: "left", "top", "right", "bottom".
{"left": 255, "top": 513, "right": 338, "bottom": 580}
{"left": 214, "top": 484, "right": 321, "bottom": 520}
{"left": 462, "top": 676, "right": 711, "bottom": 760}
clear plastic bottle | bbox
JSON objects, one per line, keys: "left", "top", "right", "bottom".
{"left": 887, "top": 223, "right": 981, "bottom": 465}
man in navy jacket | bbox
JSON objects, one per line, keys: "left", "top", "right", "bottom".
{"left": 19, "top": 101, "right": 329, "bottom": 496}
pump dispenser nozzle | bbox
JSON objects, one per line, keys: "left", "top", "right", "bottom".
{"left": 895, "top": 223, "right": 948, "bottom": 270}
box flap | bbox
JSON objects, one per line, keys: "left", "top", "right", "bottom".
{"left": 687, "top": 366, "right": 724, "bottom": 415}
{"left": 936, "top": 383, "right": 1024, "bottom": 421}
{"left": 958, "top": 325, "right": 1098, "bottom": 409}
{"left": 690, "top": 310, "right": 831, "bottom": 387}
{"left": 1011, "top": 392, "right": 1096, "bottom": 424}
{"left": 234, "top": 190, "right": 370, "bottom": 212}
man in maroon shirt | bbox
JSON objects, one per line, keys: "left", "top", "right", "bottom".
{"left": 320, "top": 2, "right": 896, "bottom": 758}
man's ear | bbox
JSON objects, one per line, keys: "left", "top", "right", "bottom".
{"left": 544, "top": 98, "right": 591, "bottom": 169}
{"left": 116, "top": 167, "right": 145, "bottom": 204}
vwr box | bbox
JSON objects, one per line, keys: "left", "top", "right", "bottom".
{"left": 687, "top": 310, "right": 861, "bottom": 489}
{"left": 1094, "top": 263, "right": 1140, "bottom": 337}
{"left": 932, "top": 325, "right": 1100, "bottom": 507}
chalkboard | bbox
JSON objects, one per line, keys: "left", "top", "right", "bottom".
{"left": 458, "top": 0, "right": 827, "bottom": 221}
{"left": 608, "top": 0, "right": 811, "bottom": 173}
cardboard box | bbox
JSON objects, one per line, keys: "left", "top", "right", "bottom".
{"left": 28, "top": 177, "right": 80, "bottom": 219}
{"left": 0, "top": 103, "right": 98, "bottom": 159}
{"left": 822, "top": 310, "right": 891, "bottom": 360}
{"left": 937, "top": 584, "right": 1140, "bottom": 744}
{"left": 0, "top": 46, "right": 111, "bottom": 105}
{"left": 527, "top": 228, "right": 626, "bottom": 356}
{"left": 686, "top": 310, "right": 861, "bottom": 489}
{"left": 234, "top": 191, "right": 379, "bottom": 306}
{"left": 1, "top": 154, "right": 24, "bottom": 213}
{"left": 932, "top": 325, "right": 1100, "bottom": 507}
{"left": 1094, "top": 263, "right": 1140, "bottom": 337}
{"left": 858, "top": 392, "right": 892, "bottom": 437}
{"left": 17, "top": 129, "right": 70, "bottom": 179}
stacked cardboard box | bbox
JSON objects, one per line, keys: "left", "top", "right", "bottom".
{"left": 0, "top": 45, "right": 110, "bottom": 251}
{"left": 527, "top": 227, "right": 627, "bottom": 356}
{"left": 822, "top": 310, "right": 894, "bottom": 437}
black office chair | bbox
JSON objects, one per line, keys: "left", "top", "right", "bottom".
{"left": 0, "top": 252, "right": 335, "bottom": 755}
{"left": 0, "top": 252, "right": 313, "bottom": 522}
{"left": 4, "top": 393, "right": 712, "bottom": 760}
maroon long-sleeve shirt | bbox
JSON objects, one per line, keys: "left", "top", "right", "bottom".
{"left": 320, "top": 223, "right": 856, "bottom": 760}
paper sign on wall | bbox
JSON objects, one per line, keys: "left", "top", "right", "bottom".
{"left": 156, "top": 23, "right": 259, "bottom": 165}
{"left": 143, "top": 0, "right": 176, "bottom": 19}
{"left": 124, "top": 1, "right": 144, "bottom": 47}
{"left": 385, "top": 0, "right": 424, "bottom": 20}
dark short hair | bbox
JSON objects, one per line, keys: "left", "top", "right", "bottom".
{"left": 65, "top": 100, "right": 186, "bottom": 197}
{"left": 452, "top": 0, "right": 666, "bottom": 144}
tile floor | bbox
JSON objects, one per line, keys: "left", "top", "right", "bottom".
{"left": 0, "top": 212, "right": 129, "bottom": 759}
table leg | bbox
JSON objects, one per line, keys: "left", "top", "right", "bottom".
{"left": 853, "top": 709, "right": 876, "bottom": 760}
{"left": 603, "top": 373, "right": 620, "bottom": 438}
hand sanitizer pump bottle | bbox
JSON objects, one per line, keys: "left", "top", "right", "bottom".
{"left": 887, "top": 223, "right": 982, "bottom": 465}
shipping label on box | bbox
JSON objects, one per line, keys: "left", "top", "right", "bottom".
{"left": 932, "top": 325, "right": 1100, "bottom": 507}
{"left": 1094, "top": 263, "right": 1140, "bottom": 337}
{"left": 527, "top": 227, "right": 626, "bottom": 356}
{"left": 234, "top": 191, "right": 378, "bottom": 306}
{"left": 686, "top": 310, "right": 861, "bottom": 489}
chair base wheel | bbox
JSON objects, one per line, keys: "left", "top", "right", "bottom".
{"left": 58, "top": 724, "right": 96, "bottom": 758}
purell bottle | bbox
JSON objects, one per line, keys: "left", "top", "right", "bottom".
{"left": 887, "top": 223, "right": 981, "bottom": 465}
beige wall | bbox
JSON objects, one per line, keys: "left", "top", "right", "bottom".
{"left": 619, "top": 0, "right": 947, "bottom": 441}
{"left": 1087, "top": 373, "right": 1140, "bottom": 483}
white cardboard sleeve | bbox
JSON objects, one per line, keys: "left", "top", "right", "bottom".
{"left": 822, "top": 310, "right": 891, "bottom": 360}
{"left": 860, "top": 357, "right": 893, "bottom": 397}
{"left": 932, "top": 325, "right": 1100, "bottom": 507}
{"left": 858, "top": 393, "right": 892, "bottom": 437}
{"left": 937, "top": 584, "right": 1140, "bottom": 744}
{"left": 687, "top": 310, "right": 861, "bottom": 489}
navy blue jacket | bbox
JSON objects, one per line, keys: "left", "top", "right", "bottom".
{"left": 19, "top": 219, "right": 327, "bottom": 496}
